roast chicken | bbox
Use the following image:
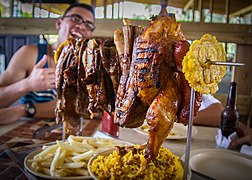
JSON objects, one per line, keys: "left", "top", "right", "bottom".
{"left": 54, "top": 15, "right": 203, "bottom": 160}
{"left": 114, "top": 15, "right": 202, "bottom": 159}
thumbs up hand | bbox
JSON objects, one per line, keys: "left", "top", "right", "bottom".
{"left": 26, "top": 55, "right": 56, "bottom": 92}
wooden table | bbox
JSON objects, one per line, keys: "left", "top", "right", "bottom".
{"left": 0, "top": 117, "right": 219, "bottom": 179}
{"left": 119, "top": 125, "right": 219, "bottom": 157}
{"left": 0, "top": 117, "right": 102, "bottom": 179}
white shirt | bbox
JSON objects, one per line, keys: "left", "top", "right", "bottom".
{"left": 199, "top": 94, "right": 221, "bottom": 111}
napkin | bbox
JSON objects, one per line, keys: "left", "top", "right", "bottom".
{"left": 240, "top": 144, "right": 252, "bottom": 157}
{"left": 92, "top": 130, "right": 114, "bottom": 139}
{"left": 215, "top": 129, "right": 238, "bottom": 149}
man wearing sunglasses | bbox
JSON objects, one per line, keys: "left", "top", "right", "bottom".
{"left": 0, "top": 3, "right": 95, "bottom": 124}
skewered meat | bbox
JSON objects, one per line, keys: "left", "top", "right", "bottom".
{"left": 114, "top": 23, "right": 146, "bottom": 128}
{"left": 174, "top": 41, "right": 202, "bottom": 125}
{"left": 135, "top": 15, "right": 185, "bottom": 159}
{"left": 182, "top": 34, "right": 226, "bottom": 94}
{"left": 114, "top": 15, "right": 202, "bottom": 160}
{"left": 145, "top": 69, "right": 181, "bottom": 159}
{"left": 54, "top": 15, "right": 211, "bottom": 160}
{"left": 55, "top": 38, "right": 120, "bottom": 135}
{"left": 55, "top": 38, "right": 89, "bottom": 136}
{"left": 100, "top": 39, "right": 121, "bottom": 98}
{"left": 114, "top": 38, "right": 148, "bottom": 128}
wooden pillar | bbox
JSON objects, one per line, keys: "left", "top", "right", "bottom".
{"left": 117, "top": 0, "right": 120, "bottom": 19}
{"left": 225, "top": 0, "right": 230, "bottom": 23}
{"left": 234, "top": 45, "right": 252, "bottom": 126}
{"left": 103, "top": 0, "right": 107, "bottom": 18}
{"left": 198, "top": 0, "right": 203, "bottom": 22}
{"left": 192, "top": 0, "right": 195, "bottom": 22}
{"left": 10, "top": 0, "right": 14, "bottom": 17}
{"left": 209, "top": 0, "right": 213, "bottom": 22}
{"left": 111, "top": 0, "right": 114, "bottom": 19}
{"left": 234, "top": 44, "right": 252, "bottom": 96}
{"left": 91, "top": 0, "right": 96, "bottom": 8}
{"left": 32, "top": 0, "right": 35, "bottom": 17}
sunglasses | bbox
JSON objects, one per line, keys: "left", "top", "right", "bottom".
{"left": 63, "top": 14, "right": 95, "bottom": 32}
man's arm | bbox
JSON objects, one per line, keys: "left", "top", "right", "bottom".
{"left": 0, "top": 46, "right": 55, "bottom": 108}
{"left": 194, "top": 102, "right": 224, "bottom": 127}
{"left": 0, "top": 45, "right": 37, "bottom": 107}
{"left": 0, "top": 99, "right": 57, "bottom": 124}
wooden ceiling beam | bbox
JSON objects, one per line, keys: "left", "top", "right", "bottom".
{"left": 183, "top": 0, "right": 194, "bottom": 11}
{"left": 1, "top": 18, "right": 251, "bottom": 45}
{"left": 17, "top": 0, "right": 252, "bottom": 16}
{"left": 229, "top": 5, "right": 252, "bottom": 18}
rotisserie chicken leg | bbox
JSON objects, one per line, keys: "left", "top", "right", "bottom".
{"left": 145, "top": 70, "right": 181, "bottom": 159}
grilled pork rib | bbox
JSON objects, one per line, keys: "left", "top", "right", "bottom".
{"left": 114, "top": 24, "right": 147, "bottom": 127}
{"left": 55, "top": 38, "right": 120, "bottom": 135}
{"left": 55, "top": 38, "right": 89, "bottom": 136}
{"left": 114, "top": 38, "right": 147, "bottom": 128}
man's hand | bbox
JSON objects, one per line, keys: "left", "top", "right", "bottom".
{"left": 0, "top": 105, "right": 26, "bottom": 124}
{"left": 230, "top": 122, "right": 252, "bottom": 148}
{"left": 26, "top": 55, "right": 56, "bottom": 92}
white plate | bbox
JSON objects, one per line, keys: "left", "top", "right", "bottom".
{"left": 182, "top": 148, "right": 252, "bottom": 180}
{"left": 88, "top": 147, "right": 191, "bottom": 180}
{"left": 24, "top": 138, "right": 133, "bottom": 179}
{"left": 134, "top": 122, "right": 198, "bottom": 140}
{"left": 24, "top": 148, "right": 90, "bottom": 180}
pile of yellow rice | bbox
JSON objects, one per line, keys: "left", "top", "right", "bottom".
{"left": 89, "top": 145, "right": 183, "bottom": 180}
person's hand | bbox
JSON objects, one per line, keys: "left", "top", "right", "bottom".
{"left": 230, "top": 122, "right": 252, "bottom": 149}
{"left": 0, "top": 105, "right": 26, "bottom": 124}
{"left": 26, "top": 55, "right": 56, "bottom": 92}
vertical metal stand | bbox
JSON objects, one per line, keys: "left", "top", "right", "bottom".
{"left": 183, "top": 88, "right": 195, "bottom": 180}
{"left": 62, "top": 116, "right": 83, "bottom": 141}
{"left": 78, "top": 116, "right": 84, "bottom": 136}
{"left": 62, "top": 119, "right": 66, "bottom": 141}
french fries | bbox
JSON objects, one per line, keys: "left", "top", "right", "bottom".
{"left": 28, "top": 135, "right": 128, "bottom": 177}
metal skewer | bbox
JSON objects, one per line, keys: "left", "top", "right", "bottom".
{"left": 62, "top": 116, "right": 84, "bottom": 140}
{"left": 78, "top": 116, "right": 84, "bottom": 136}
{"left": 207, "top": 61, "right": 245, "bottom": 67}
{"left": 62, "top": 119, "right": 66, "bottom": 141}
{"left": 183, "top": 60, "right": 245, "bottom": 179}
{"left": 182, "top": 55, "right": 245, "bottom": 179}
{"left": 183, "top": 88, "right": 195, "bottom": 180}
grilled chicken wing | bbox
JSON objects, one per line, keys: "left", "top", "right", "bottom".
{"left": 174, "top": 41, "right": 202, "bottom": 125}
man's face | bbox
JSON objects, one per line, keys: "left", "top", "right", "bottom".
{"left": 57, "top": 7, "right": 95, "bottom": 43}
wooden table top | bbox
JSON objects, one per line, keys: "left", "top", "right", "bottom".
{"left": 0, "top": 118, "right": 221, "bottom": 179}
{"left": 0, "top": 117, "right": 102, "bottom": 179}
